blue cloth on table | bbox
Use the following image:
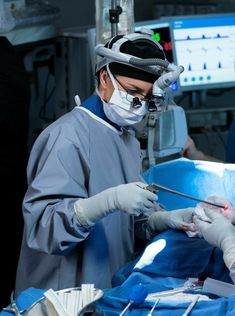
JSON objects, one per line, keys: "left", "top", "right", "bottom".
{"left": 97, "top": 294, "right": 235, "bottom": 315}
{"left": 0, "top": 288, "right": 45, "bottom": 315}
{"left": 2, "top": 283, "right": 235, "bottom": 316}
{"left": 112, "top": 230, "right": 232, "bottom": 291}
{"left": 98, "top": 230, "right": 233, "bottom": 315}
{"left": 144, "top": 157, "right": 235, "bottom": 210}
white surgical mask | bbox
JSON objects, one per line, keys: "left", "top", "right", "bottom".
{"left": 101, "top": 66, "right": 148, "bottom": 126}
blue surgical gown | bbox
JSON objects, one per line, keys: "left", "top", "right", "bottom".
{"left": 15, "top": 95, "right": 144, "bottom": 296}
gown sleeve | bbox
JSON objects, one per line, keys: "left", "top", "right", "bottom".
{"left": 23, "top": 123, "right": 92, "bottom": 255}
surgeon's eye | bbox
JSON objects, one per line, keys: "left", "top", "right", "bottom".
{"left": 126, "top": 89, "right": 140, "bottom": 97}
{"left": 126, "top": 90, "right": 149, "bottom": 102}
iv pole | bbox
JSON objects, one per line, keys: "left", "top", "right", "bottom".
{"left": 109, "top": 0, "right": 122, "bottom": 37}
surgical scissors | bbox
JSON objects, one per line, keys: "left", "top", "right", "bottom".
{"left": 146, "top": 183, "right": 228, "bottom": 210}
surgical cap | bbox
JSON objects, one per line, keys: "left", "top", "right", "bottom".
{"left": 97, "top": 33, "right": 166, "bottom": 83}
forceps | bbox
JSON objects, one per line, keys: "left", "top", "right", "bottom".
{"left": 147, "top": 298, "right": 160, "bottom": 316}
{"left": 146, "top": 183, "right": 228, "bottom": 210}
{"left": 182, "top": 295, "right": 199, "bottom": 316}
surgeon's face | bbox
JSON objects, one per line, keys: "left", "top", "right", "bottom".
{"left": 99, "top": 69, "right": 153, "bottom": 103}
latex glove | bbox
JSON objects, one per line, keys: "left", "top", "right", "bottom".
{"left": 146, "top": 208, "right": 195, "bottom": 238}
{"left": 74, "top": 182, "right": 157, "bottom": 227}
{"left": 194, "top": 207, "right": 235, "bottom": 269}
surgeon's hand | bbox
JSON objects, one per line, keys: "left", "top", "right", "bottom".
{"left": 146, "top": 208, "right": 195, "bottom": 238}
{"left": 74, "top": 182, "right": 158, "bottom": 227}
{"left": 194, "top": 208, "right": 235, "bottom": 269}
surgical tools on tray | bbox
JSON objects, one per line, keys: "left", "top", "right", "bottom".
{"left": 182, "top": 295, "right": 199, "bottom": 316}
{"left": 119, "top": 283, "right": 148, "bottom": 316}
{"left": 146, "top": 183, "right": 228, "bottom": 210}
{"left": 147, "top": 298, "right": 160, "bottom": 316}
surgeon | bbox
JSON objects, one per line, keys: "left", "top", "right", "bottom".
{"left": 14, "top": 31, "right": 194, "bottom": 297}
{"left": 195, "top": 208, "right": 235, "bottom": 283}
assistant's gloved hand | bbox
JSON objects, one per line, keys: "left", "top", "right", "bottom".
{"left": 194, "top": 208, "right": 235, "bottom": 269}
{"left": 146, "top": 208, "right": 195, "bottom": 238}
{"left": 74, "top": 182, "right": 158, "bottom": 227}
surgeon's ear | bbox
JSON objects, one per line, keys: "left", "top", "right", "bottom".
{"left": 99, "top": 69, "right": 110, "bottom": 89}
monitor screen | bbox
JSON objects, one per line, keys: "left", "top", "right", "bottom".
{"left": 171, "top": 14, "right": 235, "bottom": 91}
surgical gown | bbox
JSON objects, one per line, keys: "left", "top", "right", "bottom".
{"left": 15, "top": 95, "right": 144, "bottom": 296}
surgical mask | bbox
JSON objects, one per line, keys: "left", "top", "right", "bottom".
{"left": 102, "top": 66, "right": 148, "bottom": 126}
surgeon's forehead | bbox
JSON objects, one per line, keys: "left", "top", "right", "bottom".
{"left": 116, "top": 75, "right": 153, "bottom": 93}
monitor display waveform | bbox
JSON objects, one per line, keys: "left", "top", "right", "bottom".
{"left": 172, "top": 14, "right": 235, "bottom": 91}
{"left": 175, "top": 33, "right": 228, "bottom": 41}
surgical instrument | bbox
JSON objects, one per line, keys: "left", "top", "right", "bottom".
{"left": 146, "top": 183, "right": 228, "bottom": 210}
{"left": 4, "top": 301, "right": 22, "bottom": 316}
{"left": 147, "top": 298, "right": 160, "bottom": 316}
{"left": 182, "top": 295, "right": 199, "bottom": 316}
{"left": 119, "top": 283, "right": 148, "bottom": 316}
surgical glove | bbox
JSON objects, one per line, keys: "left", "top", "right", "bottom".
{"left": 74, "top": 182, "right": 157, "bottom": 227}
{"left": 194, "top": 208, "right": 235, "bottom": 269}
{"left": 146, "top": 208, "right": 194, "bottom": 238}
